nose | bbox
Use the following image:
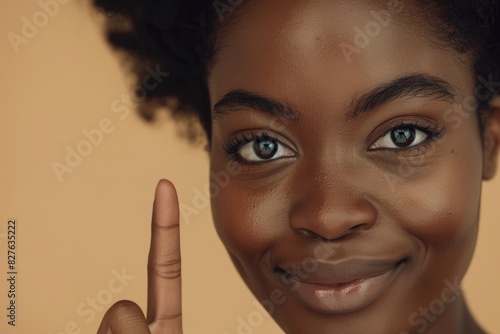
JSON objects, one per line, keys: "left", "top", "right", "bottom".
{"left": 289, "top": 172, "right": 378, "bottom": 241}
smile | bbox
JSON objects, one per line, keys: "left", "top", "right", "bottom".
{"left": 277, "top": 258, "right": 407, "bottom": 314}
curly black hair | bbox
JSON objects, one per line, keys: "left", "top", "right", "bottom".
{"left": 92, "top": 0, "right": 500, "bottom": 145}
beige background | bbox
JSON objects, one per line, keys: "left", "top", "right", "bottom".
{"left": 0, "top": 1, "right": 499, "bottom": 333}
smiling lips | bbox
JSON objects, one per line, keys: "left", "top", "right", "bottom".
{"left": 278, "top": 258, "right": 406, "bottom": 314}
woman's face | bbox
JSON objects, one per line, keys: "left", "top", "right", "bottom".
{"left": 207, "top": 0, "right": 494, "bottom": 332}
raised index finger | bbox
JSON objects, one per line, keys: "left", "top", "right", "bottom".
{"left": 147, "top": 179, "right": 182, "bottom": 333}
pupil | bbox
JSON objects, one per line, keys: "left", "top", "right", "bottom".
{"left": 390, "top": 128, "right": 416, "bottom": 147}
{"left": 253, "top": 138, "right": 278, "bottom": 159}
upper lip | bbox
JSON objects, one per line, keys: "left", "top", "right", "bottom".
{"left": 277, "top": 258, "right": 404, "bottom": 286}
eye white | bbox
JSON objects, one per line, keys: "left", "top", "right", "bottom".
{"left": 370, "top": 127, "right": 428, "bottom": 149}
{"left": 239, "top": 140, "right": 294, "bottom": 162}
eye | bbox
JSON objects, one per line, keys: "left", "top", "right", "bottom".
{"left": 370, "top": 126, "right": 430, "bottom": 150}
{"left": 223, "top": 131, "right": 296, "bottom": 164}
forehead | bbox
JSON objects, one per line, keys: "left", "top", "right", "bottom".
{"left": 208, "top": 0, "right": 472, "bottom": 114}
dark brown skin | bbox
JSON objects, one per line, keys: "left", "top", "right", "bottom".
{"left": 98, "top": 1, "right": 500, "bottom": 333}
{"left": 98, "top": 179, "right": 182, "bottom": 334}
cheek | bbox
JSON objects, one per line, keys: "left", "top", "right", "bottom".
{"left": 211, "top": 180, "right": 288, "bottom": 259}
{"left": 386, "top": 146, "right": 483, "bottom": 250}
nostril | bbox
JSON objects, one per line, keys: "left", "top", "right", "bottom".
{"left": 348, "top": 223, "right": 368, "bottom": 233}
{"left": 295, "top": 228, "right": 325, "bottom": 241}
{"left": 336, "top": 222, "right": 371, "bottom": 239}
{"left": 295, "top": 223, "right": 367, "bottom": 241}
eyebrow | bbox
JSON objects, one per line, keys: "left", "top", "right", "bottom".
{"left": 213, "top": 89, "right": 300, "bottom": 122}
{"left": 346, "top": 73, "right": 456, "bottom": 120}
{"left": 212, "top": 73, "right": 457, "bottom": 122}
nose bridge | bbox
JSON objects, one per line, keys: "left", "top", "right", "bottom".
{"left": 289, "top": 159, "right": 378, "bottom": 240}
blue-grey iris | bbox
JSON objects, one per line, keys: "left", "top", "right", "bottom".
{"left": 253, "top": 138, "right": 278, "bottom": 159}
{"left": 391, "top": 128, "right": 416, "bottom": 147}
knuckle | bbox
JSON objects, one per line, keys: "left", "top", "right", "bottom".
{"left": 148, "top": 255, "right": 182, "bottom": 279}
{"left": 155, "top": 312, "right": 182, "bottom": 322}
{"left": 153, "top": 222, "right": 180, "bottom": 231}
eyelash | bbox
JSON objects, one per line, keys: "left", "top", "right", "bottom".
{"left": 223, "top": 130, "right": 284, "bottom": 167}
{"left": 223, "top": 121, "right": 445, "bottom": 167}
{"left": 370, "top": 120, "right": 445, "bottom": 156}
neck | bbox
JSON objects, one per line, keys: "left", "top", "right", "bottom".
{"left": 424, "top": 295, "right": 486, "bottom": 334}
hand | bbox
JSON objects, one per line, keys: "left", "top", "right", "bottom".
{"left": 97, "top": 179, "right": 183, "bottom": 334}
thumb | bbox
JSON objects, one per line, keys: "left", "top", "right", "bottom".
{"left": 97, "top": 300, "right": 150, "bottom": 334}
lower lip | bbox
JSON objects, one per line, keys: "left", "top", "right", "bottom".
{"left": 291, "top": 265, "right": 401, "bottom": 314}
